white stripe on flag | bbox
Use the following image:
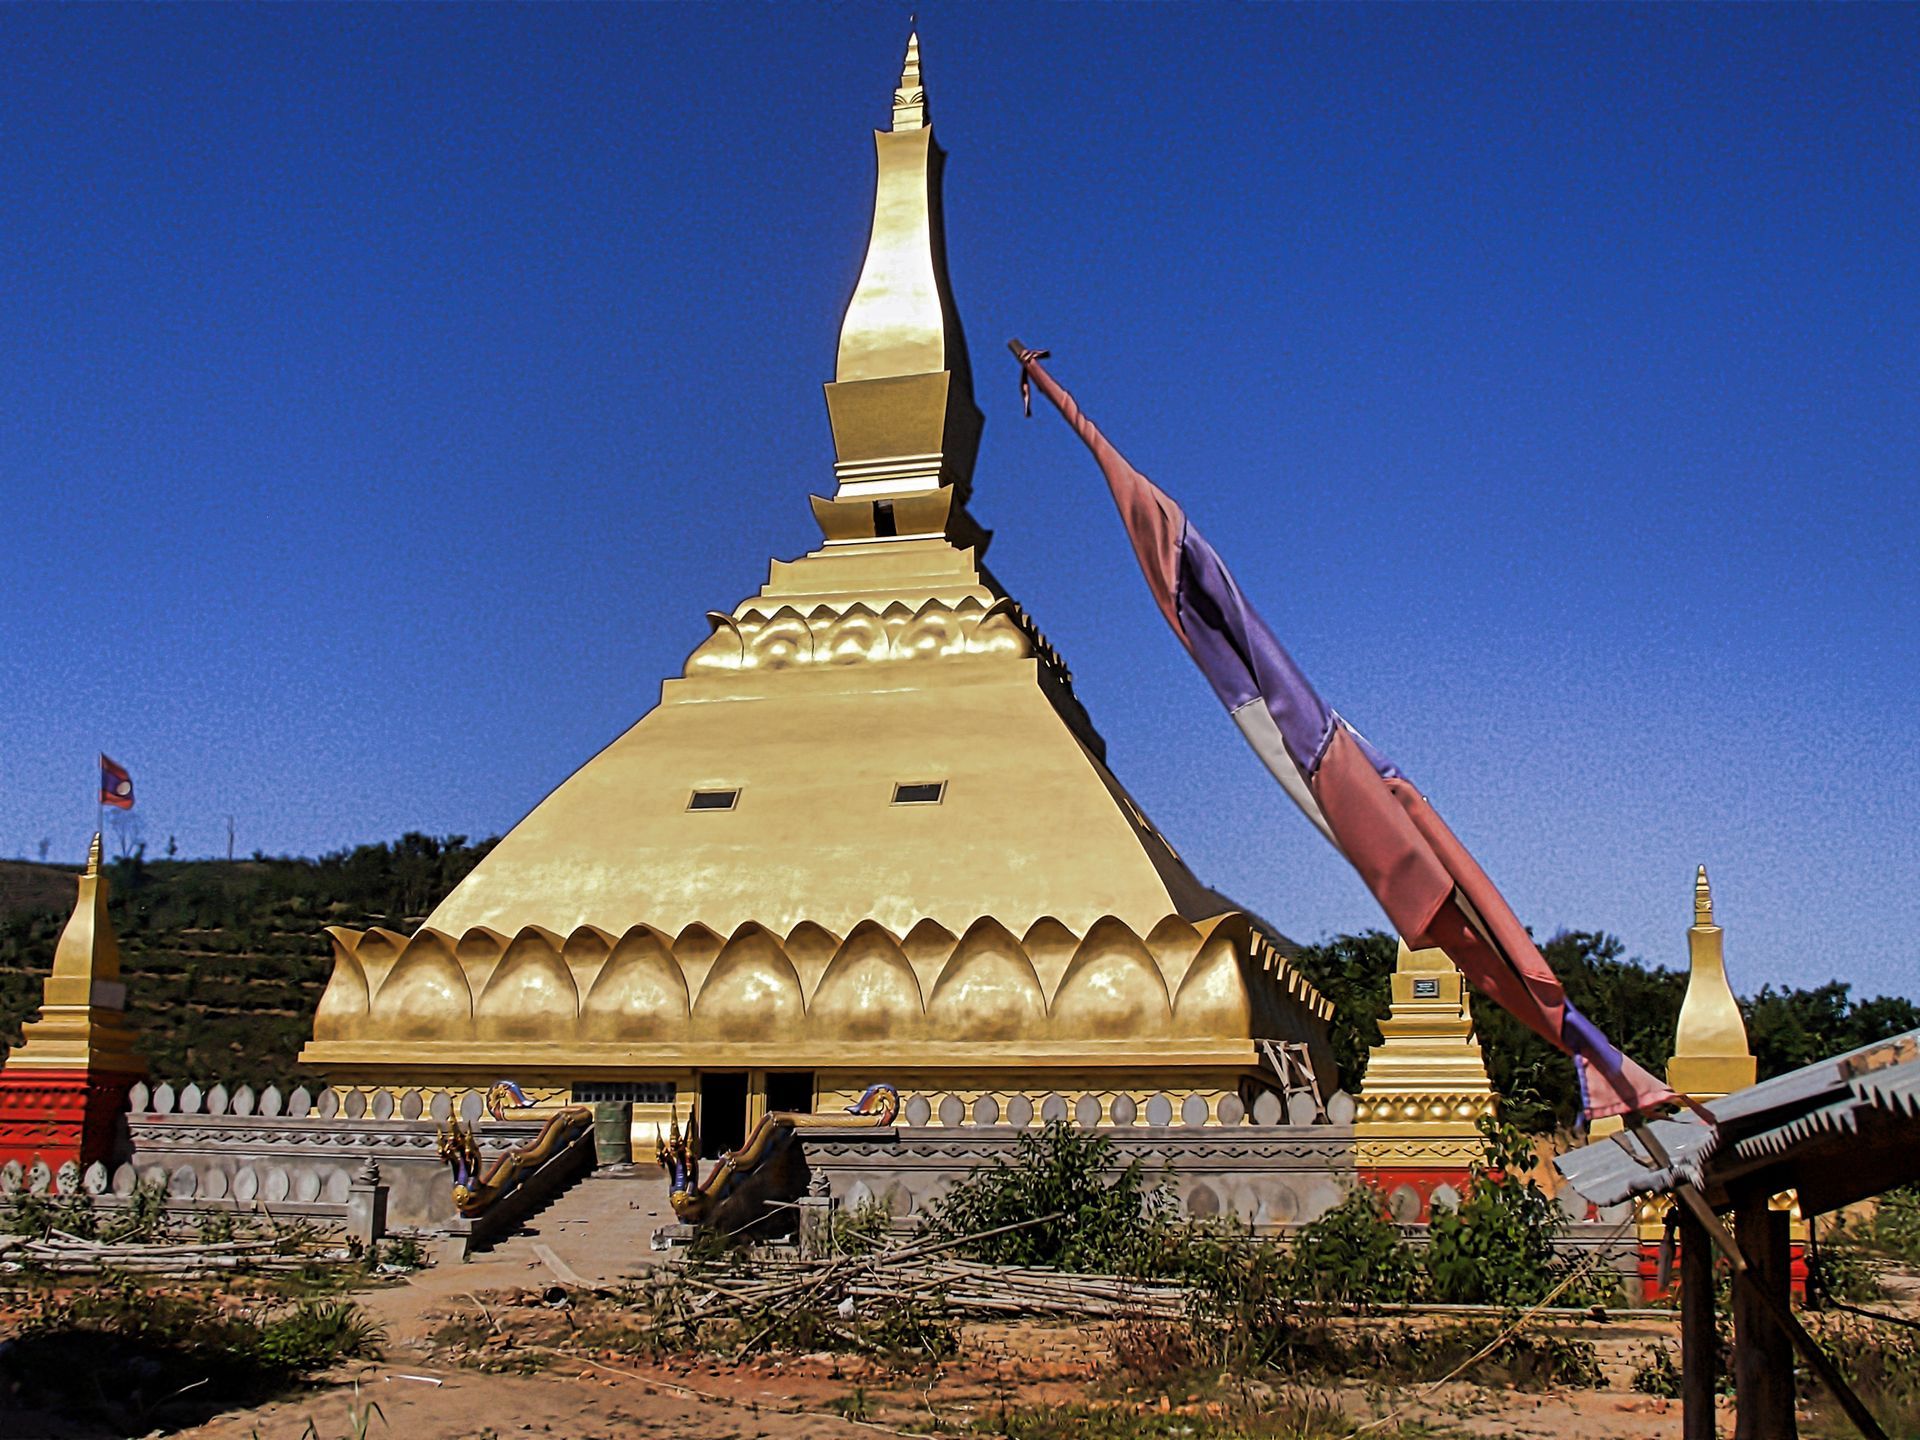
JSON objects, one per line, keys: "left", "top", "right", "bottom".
{"left": 1230, "top": 698, "right": 1337, "bottom": 846}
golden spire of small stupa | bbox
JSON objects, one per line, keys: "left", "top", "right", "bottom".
{"left": 892, "top": 31, "right": 927, "bottom": 132}
{"left": 5, "top": 833, "right": 145, "bottom": 1074}
{"left": 1668, "top": 863, "right": 1754, "bottom": 1101}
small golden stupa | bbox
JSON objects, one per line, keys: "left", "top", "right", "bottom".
{"left": 7, "top": 834, "right": 145, "bottom": 1077}
{"left": 1352, "top": 940, "right": 1494, "bottom": 1211}
{"left": 0, "top": 834, "right": 147, "bottom": 1168}
{"left": 1667, "top": 866, "right": 1756, "bottom": 1101}
{"left": 299, "top": 37, "right": 1333, "bottom": 1136}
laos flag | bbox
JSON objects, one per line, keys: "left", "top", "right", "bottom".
{"left": 1012, "top": 342, "right": 1675, "bottom": 1121}
{"left": 100, "top": 754, "right": 134, "bottom": 810}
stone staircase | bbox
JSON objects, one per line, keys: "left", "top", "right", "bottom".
{"left": 444, "top": 1162, "right": 675, "bottom": 1288}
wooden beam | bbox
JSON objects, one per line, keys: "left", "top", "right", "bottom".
{"left": 1733, "top": 1197, "right": 1796, "bottom": 1440}
{"left": 1679, "top": 1204, "right": 1719, "bottom": 1440}
{"left": 1626, "top": 1116, "right": 1889, "bottom": 1440}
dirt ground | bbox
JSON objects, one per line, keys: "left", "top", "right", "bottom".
{"left": 157, "top": 1281, "right": 1706, "bottom": 1440}
{"left": 1, "top": 1173, "right": 1723, "bottom": 1440}
{"left": 167, "top": 1338, "right": 1705, "bottom": 1440}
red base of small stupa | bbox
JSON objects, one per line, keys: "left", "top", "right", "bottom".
{"left": 0, "top": 1068, "right": 139, "bottom": 1171}
{"left": 1637, "top": 1234, "right": 1808, "bottom": 1302}
{"left": 1356, "top": 1167, "right": 1473, "bottom": 1223}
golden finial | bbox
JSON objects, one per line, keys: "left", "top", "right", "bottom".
{"left": 892, "top": 30, "right": 927, "bottom": 132}
{"left": 1694, "top": 864, "right": 1714, "bottom": 928}
{"left": 85, "top": 832, "right": 102, "bottom": 878}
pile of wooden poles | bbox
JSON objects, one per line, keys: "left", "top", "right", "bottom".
{"left": 668, "top": 1213, "right": 1190, "bottom": 1325}
{"left": 0, "top": 1229, "right": 332, "bottom": 1278}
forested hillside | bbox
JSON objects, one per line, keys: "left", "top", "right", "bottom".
{"left": 4, "top": 836, "right": 1914, "bottom": 1128}
{"left": 0, "top": 834, "right": 495, "bottom": 1084}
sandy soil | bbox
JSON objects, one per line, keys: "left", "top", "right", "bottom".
{"left": 169, "top": 1347, "right": 1707, "bottom": 1440}
{"left": 7, "top": 1173, "right": 1718, "bottom": 1440}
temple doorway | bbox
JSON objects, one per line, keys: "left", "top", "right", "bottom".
{"left": 698, "top": 1072, "right": 748, "bottom": 1159}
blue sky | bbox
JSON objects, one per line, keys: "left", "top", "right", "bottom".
{"left": 2, "top": 5, "right": 1915, "bottom": 999}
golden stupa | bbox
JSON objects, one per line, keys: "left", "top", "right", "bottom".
{"left": 299, "top": 37, "right": 1333, "bottom": 1135}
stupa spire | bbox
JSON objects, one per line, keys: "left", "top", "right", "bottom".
{"left": 815, "top": 29, "right": 983, "bottom": 547}
{"left": 1668, "top": 863, "right": 1755, "bottom": 1101}
{"left": 892, "top": 31, "right": 927, "bottom": 132}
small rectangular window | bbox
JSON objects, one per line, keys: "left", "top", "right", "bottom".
{"left": 688, "top": 788, "right": 739, "bottom": 811}
{"left": 892, "top": 781, "right": 946, "bottom": 805}
{"left": 572, "top": 1081, "right": 676, "bottom": 1104}
{"left": 873, "top": 499, "right": 898, "bottom": 537}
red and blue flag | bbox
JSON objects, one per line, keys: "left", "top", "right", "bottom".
{"left": 100, "top": 754, "right": 134, "bottom": 811}
{"left": 1012, "top": 342, "right": 1675, "bottom": 1121}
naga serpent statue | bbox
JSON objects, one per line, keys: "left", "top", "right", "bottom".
{"left": 436, "top": 1079, "right": 596, "bottom": 1218}
{"left": 656, "top": 1082, "right": 900, "bottom": 1225}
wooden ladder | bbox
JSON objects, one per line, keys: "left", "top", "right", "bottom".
{"left": 1255, "top": 1039, "right": 1328, "bottom": 1123}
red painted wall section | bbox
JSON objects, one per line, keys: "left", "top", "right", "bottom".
{"left": 1637, "top": 1234, "right": 1809, "bottom": 1302}
{"left": 0, "top": 1069, "right": 138, "bottom": 1171}
{"left": 1357, "top": 1166, "right": 1474, "bottom": 1223}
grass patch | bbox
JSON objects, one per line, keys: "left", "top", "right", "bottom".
{"left": 975, "top": 1387, "right": 1449, "bottom": 1440}
{"left": 0, "top": 1278, "right": 384, "bottom": 1431}
{"left": 1107, "top": 1316, "right": 1603, "bottom": 1393}
{"left": 1805, "top": 1315, "right": 1920, "bottom": 1440}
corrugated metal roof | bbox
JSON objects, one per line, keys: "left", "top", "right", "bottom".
{"left": 1554, "top": 1028, "right": 1920, "bottom": 1208}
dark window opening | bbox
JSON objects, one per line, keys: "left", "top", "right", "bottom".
{"left": 765, "top": 1071, "right": 815, "bottom": 1116}
{"left": 698, "top": 1072, "right": 749, "bottom": 1159}
{"left": 572, "top": 1082, "right": 675, "bottom": 1104}
{"left": 892, "top": 781, "right": 946, "bottom": 805}
{"left": 872, "top": 500, "right": 898, "bottom": 537}
{"left": 688, "top": 789, "right": 739, "bottom": 811}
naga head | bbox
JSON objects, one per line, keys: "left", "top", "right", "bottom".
{"left": 485, "top": 1078, "right": 534, "bottom": 1121}
{"left": 655, "top": 1109, "right": 700, "bottom": 1207}
{"left": 436, "top": 1117, "right": 481, "bottom": 1191}
{"left": 846, "top": 1083, "right": 901, "bottom": 1125}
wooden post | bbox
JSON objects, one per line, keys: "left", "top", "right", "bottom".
{"left": 1733, "top": 1195, "right": 1796, "bottom": 1440}
{"left": 1624, "top": 1118, "right": 1885, "bottom": 1440}
{"left": 1680, "top": 1203, "right": 1719, "bottom": 1440}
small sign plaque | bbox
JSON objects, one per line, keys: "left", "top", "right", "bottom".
{"left": 1412, "top": 978, "right": 1440, "bottom": 999}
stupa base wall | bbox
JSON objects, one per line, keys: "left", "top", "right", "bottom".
{"left": 0, "top": 1067, "right": 140, "bottom": 1170}
{"left": 799, "top": 1124, "right": 1359, "bottom": 1233}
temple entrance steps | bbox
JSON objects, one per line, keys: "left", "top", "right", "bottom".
{"left": 366, "top": 1164, "right": 672, "bottom": 1355}
{"left": 444, "top": 1161, "right": 675, "bottom": 1285}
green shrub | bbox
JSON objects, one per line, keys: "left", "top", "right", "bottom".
{"left": 103, "top": 1177, "right": 172, "bottom": 1242}
{"left": 1425, "top": 1107, "right": 1598, "bottom": 1307}
{"left": 1631, "top": 1342, "right": 1681, "bottom": 1397}
{"left": 1, "top": 1280, "right": 384, "bottom": 1426}
{"left": 1172, "top": 1221, "right": 1298, "bottom": 1368}
{"left": 371, "top": 1234, "right": 427, "bottom": 1271}
{"left": 1286, "top": 1185, "right": 1422, "bottom": 1305}
{"left": 254, "top": 1299, "right": 388, "bottom": 1372}
{"left": 826, "top": 1196, "right": 893, "bottom": 1256}
{"left": 1872, "top": 1185, "right": 1920, "bottom": 1263}
{"left": 2, "top": 1185, "right": 54, "bottom": 1238}
{"left": 1809, "top": 1232, "right": 1883, "bottom": 1304}
{"left": 1807, "top": 1317, "right": 1920, "bottom": 1440}
{"left": 928, "top": 1120, "right": 1176, "bottom": 1274}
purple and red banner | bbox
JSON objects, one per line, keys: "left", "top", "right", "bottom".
{"left": 1012, "top": 342, "right": 1674, "bottom": 1121}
